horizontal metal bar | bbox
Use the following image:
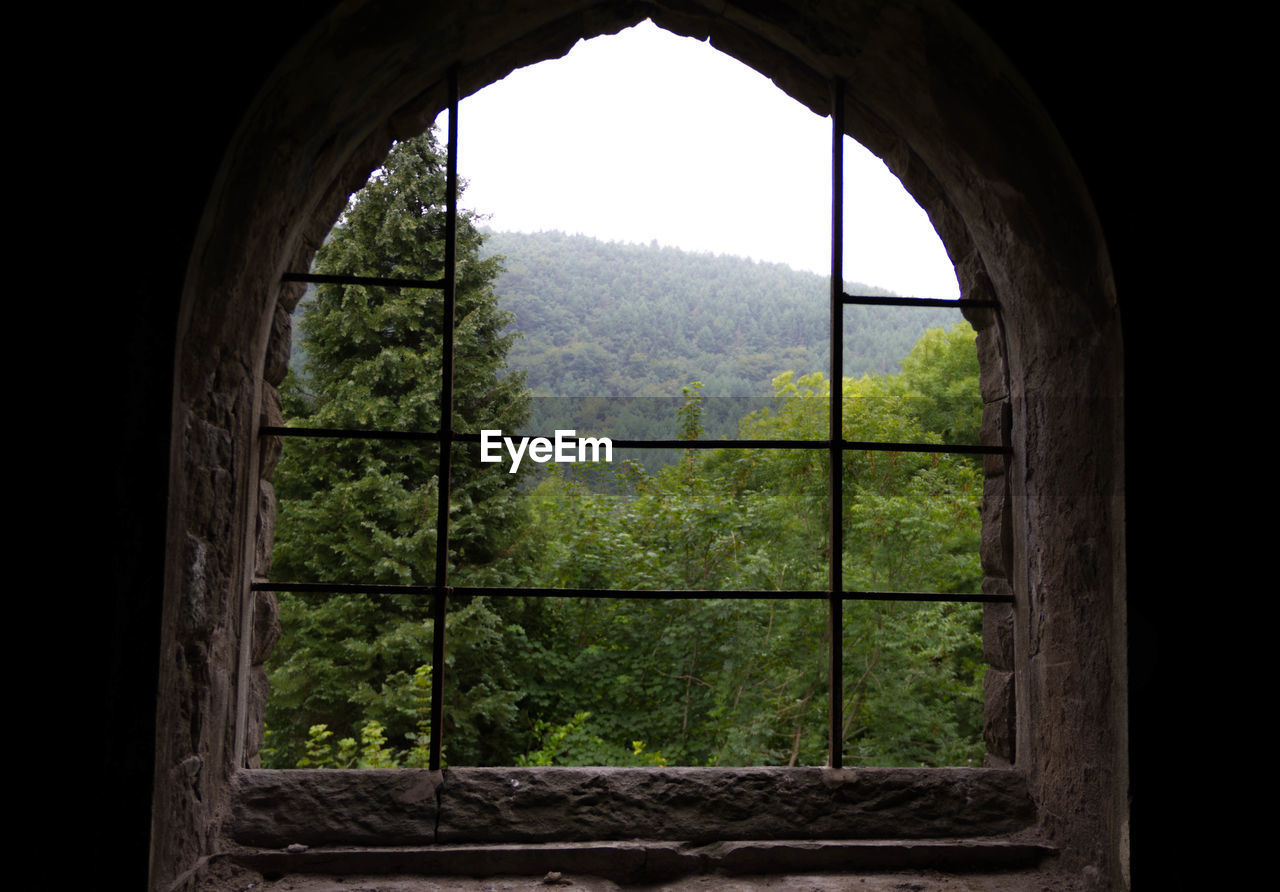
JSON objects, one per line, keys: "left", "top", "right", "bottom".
{"left": 452, "top": 432, "right": 832, "bottom": 450}
{"left": 467, "top": 586, "right": 822, "bottom": 600}
{"left": 257, "top": 581, "right": 446, "bottom": 595}
{"left": 842, "top": 293, "right": 1000, "bottom": 309}
{"left": 842, "top": 439, "right": 1007, "bottom": 455}
{"left": 840, "top": 590, "right": 1010, "bottom": 604}
{"left": 260, "top": 426, "right": 1008, "bottom": 455}
{"left": 252, "top": 581, "right": 1010, "bottom": 604}
{"left": 282, "top": 271, "right": 447, "bottom": 290}
{"left": 570, "top": 437, "right": 826, "bottom": 450}
{"left": 260, "top": 426, "right": 444, "bottom": 442}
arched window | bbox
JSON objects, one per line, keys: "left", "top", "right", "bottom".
{"left": 249, "top": 26, "right": 1009, "bottom": 776}
{"left": 150, "top": 4, "right": 1126, "bottom": 887}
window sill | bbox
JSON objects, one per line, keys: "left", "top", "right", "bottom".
{"left": 230, "top": 765, "right": 1033, "bottom": 847}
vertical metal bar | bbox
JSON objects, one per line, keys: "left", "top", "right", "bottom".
{"left": 430, "top": 66, "right": 459, "bottom": 772}
{"left": 828, "top": 77, "right": 845, "bottom": 770}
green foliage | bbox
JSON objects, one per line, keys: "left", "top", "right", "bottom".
{"left": 265, "top": 130, "right": 987, "bottom": 768}
{"left": 294, "top": 720, "right": 401, "bottom": 769}
{"left": 480, "top": 229, "right": 965, "bottom": 399}
{"left": 265, "top": 128, "right": 533, "bottom": 768}
{"left": 515, "top": 712, "right": 668, "bottom": 767}
{"left": 886, "top": 323, "right": 982, "bottom": 447}
{"left": 510, "top": 335, "right": 984, "bottom": 766}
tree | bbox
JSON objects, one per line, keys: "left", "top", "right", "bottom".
{"left": 886, "top": 322, "right": 981, "bottom": 447}
{"left": 265, "top": 128, "right": 533, "bottom": 768}
{"left": 512, "top": 336, "right": 985, "bottom": 767}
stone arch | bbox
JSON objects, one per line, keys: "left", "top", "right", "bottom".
{"left": 156, "top": 1, "right": 1125, "bottom": 888}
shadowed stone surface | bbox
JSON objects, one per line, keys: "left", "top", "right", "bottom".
{"left": 232, "top": 768, "right": 1032, "bottom": 847}
{"left": 437, "top": 768, "right": 1033, "bottom": 842}
{"left": 982, "top": 597, "right": 1014, "bottom": 670}
{"left": 232, "top": 770, "right": 442, "bottom": 846}
{"left": 228, "top": 838, "right": 1056, "bottom": 884}
{"left": 140, "top": 2, "right": 1130, "bottom": 888}
{"left": 982, "top": 669, "right": 1015, "bottom": 763}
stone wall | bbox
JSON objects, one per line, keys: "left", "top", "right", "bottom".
{"left": 965, "top": 290, "right": 1016, "bottom": 767}
{"left": 148, "top": 2, "right": 1127, "bottom": 890}
{"left": 230, "top": 767, "right": 1034, "bottom": 846}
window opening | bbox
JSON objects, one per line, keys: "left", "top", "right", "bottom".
{"left": 257, "top": 49, "right": 1010, "bottom": 772}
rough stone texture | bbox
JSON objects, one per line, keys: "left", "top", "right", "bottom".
{"left": 433, "top": 767, "right": 1033, "bottom": 843}
{"left": 228, "top": 839, "right": 1056, "bottom": 884}
{"left": 958, "top": 270, "right": 998, "bottom": 332}
{"left": 242, "top": 666, "right": 271, "bottom": 769}
{"left": 982, "top": 594, "right": 1014, "bottom": 670}
{"left": 145, "top": 2, "right": 1129, "bottom": 889}
{"left": 254, "top": 479, "right": 276, "bottom": 579}
{"left": 979, "top": 399, "right": 1009, "bottom": 481}
{"left": 982, "top": 669, "right": 1015, "bottom": 764}
{"left": 707, "top": 839, "right": 1053, "bottom": 875}
{"left": 980, "top": 399, "right": 1011, "bottom": 448}
{"left": 250, "top": 589, "right": 281, "bottom": 666}
{"left": 975, "top": 305, "right": 1014, "bottom": 765}
{"left": 231, "top": 768, "right": 1032, "bottom": 849}
{"left": 976, "top": 325, "right": 1008, "bottom": 403}
{"left": 235, "top": 844, "right": 666, "bottom": 883}
{"left": 979, "top": 473, "right": 1011, "bottom": 576}
{"left": 259, "top": 383, "right": 284, "bottom": 481}
{"left": 263, "top": 302, "right": 293, "bottom": 388}
{"left": 198, "top": 862, "right": 1090, "bottom": 892}
{"left": 231, "top": 769, "right": 443, "bottom": 846}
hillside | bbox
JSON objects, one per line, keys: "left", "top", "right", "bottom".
{"left": 481, "top": 229, "right": 964, "bottom": 399}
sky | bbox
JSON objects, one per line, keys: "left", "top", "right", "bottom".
{"left": 450, "top": 20, "right": 959, "bottom": 300}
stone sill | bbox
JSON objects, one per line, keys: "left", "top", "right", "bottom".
{"left": 228, "top": 838, "right": 1056, "bottom": 883}
{"left": 231, "top": 766, "right": 1033, "bottom": 848}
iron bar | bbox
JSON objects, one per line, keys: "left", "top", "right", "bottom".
{"left": 840, "top": 590, "right": 1009, "bottom": 604}
{"left": 839, "top": 440, "right": 1004, "bottom": 455}
{"left": 843, "top": 293, "right": 999, "bottom": 309}
{"left": 429, "top": 68, "right": 461, "bottom": 772}
{"left": 828, "top": 77, "right": 845, "bottom": 771}
{"left": 257, "top": 72, "right": 1017, "bottom": 776}
{"left": 253, "top": 581, "right": 1013, "bottom": 604}
{"left": 259, "top": 425, "right": 443, "bottom": 441}
{"left": 260, "top": 428, "right": 1009, "bottom": 455}
{"left": 282, "top": 271, "right": 446, "bottom": 290}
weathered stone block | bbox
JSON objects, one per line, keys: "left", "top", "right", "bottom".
{"left": 258, "top": 383, "right": 283, "bottom": 480}
{"left": 263, "top": 301, "right": 293, "bottom": 387}
{"left": 982, "top": 589, "right": 1014, "bottom": 669}
{"left": 254, "top": 479, "right": 276, "bottom": 578}
{"left": 983, "top": 669, "right": 1015, "bottom": 763}
{"left": 435, "top": 767, "right": 1033, "bottom": 843}
{"left": 242, "top": 666, "right": 269, "bottom": 768}
{"left": 250, "top": 589, "right": 280, "bottom": 665}
{"left": 231, "top": 769, "right": 442, "bottom": 846}
{"left": 980, "top": 399, "right": 1010, "bottom": 448}
{"left": 977, "top": 325, "right": 1008, "bottom": 403}
{"left": 983, "top": 449, "right": 1006, "bottom": 479}
{"left": 277, "top": 279, "right": 307, "bottom": 315}
{"left": 959, "top": 269, "right": 998, "bottom": 332}
{"left": 980, "top": 474, "right": 1011, "bottom": 576}
{"left": 711, "top": 839, "right": 1054, "bottom": 874}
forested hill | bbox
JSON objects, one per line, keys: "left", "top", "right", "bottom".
{"left": 481, "top": 229, "right": 963, "bottom": 397}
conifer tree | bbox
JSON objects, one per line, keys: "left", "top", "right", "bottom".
{"left": 265, "top": 128, "right": 532, "bottom": 768}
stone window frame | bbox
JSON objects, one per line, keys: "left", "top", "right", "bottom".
{"left": 240, "top": 66, "right": 1015, "bottom": 777}
{"left": 151, "top": 3, "right": 1127, "bottom": 886}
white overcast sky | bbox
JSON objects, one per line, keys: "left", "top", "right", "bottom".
{"left": 449, "top": 20, "right": 958, "bottom": 299}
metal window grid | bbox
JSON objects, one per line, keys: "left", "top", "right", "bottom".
{"left": 256, "top": 69, "right": 1011, "bottom": 771}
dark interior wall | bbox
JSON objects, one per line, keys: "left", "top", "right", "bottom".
{"left": 83, "top": 1, "right": 1173, "bottom": 887}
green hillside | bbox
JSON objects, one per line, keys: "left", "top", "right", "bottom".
{"left": 480, "top": 229, "right": 964, "bottom": 398}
